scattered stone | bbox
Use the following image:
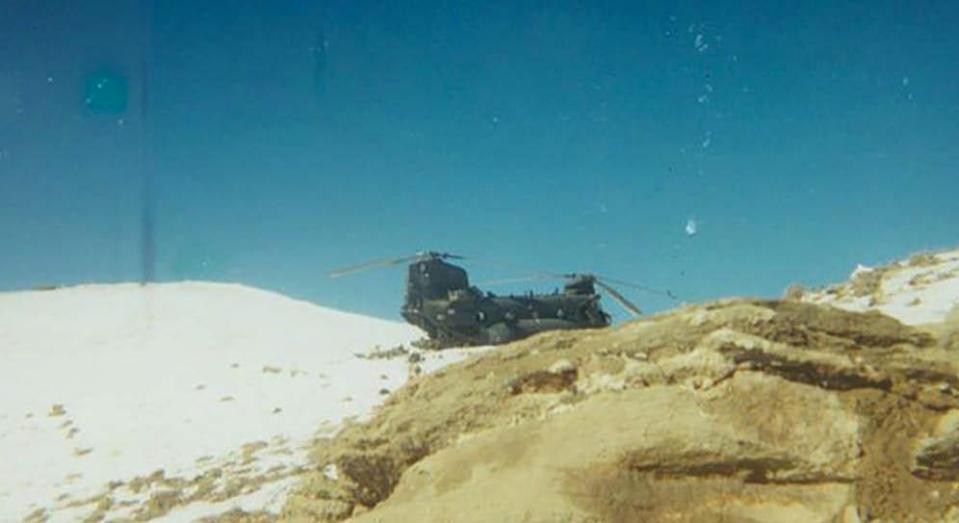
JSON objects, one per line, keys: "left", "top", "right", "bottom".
{"left": 850, "top": 266, "right": 885, "bottom": 298}
{"left": 783, "top": 283, "right": 806, "bottom": 301}
{"left": 129, "top": 469, "right": 166, "bottom": 493}
{"left": 262, "top": 365, "right": 282, "bottom": 374}
{"left": 908, "top": 252, "right": 939, "bottom": 267}
{"left": 241, "top": 441, "right": 268, "bottom": 463}
{"left": 411, "top": 337, "right": 443, "bottom": 351}
{"left": 48, "top": 404, "right": 66, "bottom": 417}
{"left": 219, "top": 396, "right": 235, "bottom": 402}
{"left": 378, "top": 388, "right": 390, "bottom": 396}
{"left": 355, "top": 344, "right": 409, "bottom": 360}
{"left": 138, "top": 489, "right": 181, "bottom": 519}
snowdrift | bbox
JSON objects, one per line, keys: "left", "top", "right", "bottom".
{"left": 0, "top": 282, "right": 454, "bottom": 521}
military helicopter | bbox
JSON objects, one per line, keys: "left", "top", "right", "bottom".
{"left": 330, "top": 251, "right": 671, "bottom": 348}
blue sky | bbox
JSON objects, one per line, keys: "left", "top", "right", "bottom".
{"left": 1, "top": 0, "right": 958, "bottom": 320}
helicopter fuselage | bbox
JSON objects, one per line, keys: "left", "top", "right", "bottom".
{"left": 401, "top": 256, "right": 610, "bottom": 347}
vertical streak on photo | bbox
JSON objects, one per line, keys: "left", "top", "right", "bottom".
{"left": 139, "top": 0, "right": 155, "bottom": 285}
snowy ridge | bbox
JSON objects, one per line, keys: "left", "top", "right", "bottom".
{"left": 0, "top": 282, "right": 488, "bottom": 521}
{"left": 802, "top": 248, "right": 959, "bottom": 325}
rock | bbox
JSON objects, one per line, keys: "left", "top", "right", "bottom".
{"left": 914, "top": 410, "right": 959, "bottom": 480}
{"left": 283, "top": 298, "right": 959, "bottom": 523}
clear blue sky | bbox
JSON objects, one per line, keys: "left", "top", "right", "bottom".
{"left": 2, "top": 0, "right": 958, "bottom": 320}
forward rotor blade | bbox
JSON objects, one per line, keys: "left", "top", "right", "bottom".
{"left": 475, "top": 274, "right": 555, "bottom": 286}
{"left": 329, "top": 251, "right": 467, "bottom": 278}
{"left": 595, "top": 280, "right": 643, "bottom": 317}
{"left": 328, "top": 254, "right": 421, "bottom": 278}
{"left": 465, "top": 256, "right": 559, "bottom": 280}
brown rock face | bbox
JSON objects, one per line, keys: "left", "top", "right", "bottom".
{"left": 280, "top": 299, "right": 959, "bottom": 523}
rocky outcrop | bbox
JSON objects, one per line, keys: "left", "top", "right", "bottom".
{"left": 280, "top": 299, "right": 959, "bottom": 523}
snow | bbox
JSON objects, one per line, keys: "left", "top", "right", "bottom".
{"left": 850, "top": 264, "right": 874, "bottom": 278}
{"left": 872, "top": 254, "right": 959, "bottom": 325}
{"left": 804, "top": 249, "right": 959, "bottom": 326}
{"left": 0, "top": 282, "right": 490, "bottom": 521}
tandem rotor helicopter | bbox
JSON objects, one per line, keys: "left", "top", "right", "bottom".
{"left": 330, "top": 251, "right": 677, "bottom": 348}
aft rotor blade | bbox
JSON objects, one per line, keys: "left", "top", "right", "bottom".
{"left": 595, "top": 274, "right": 679, "bottom": 301}
{"left": 595, "top": 280, "right": 643, "bottom": 317}
{"left": 328, "top": 254, "right": 421, "bottom": 278}
{"left": 467, "top": 254, "right": 677, "bottom": 298}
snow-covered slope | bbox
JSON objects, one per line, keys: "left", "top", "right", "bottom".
{"left": 801, "top": 248, "right": 959, "bottom": 325}
{"left": 0, "top": 282, "right": 485, "bottom": 521}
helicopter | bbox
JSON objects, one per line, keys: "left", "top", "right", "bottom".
{"left": 330, "top": 251, "right": 673, "bottom": 348}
